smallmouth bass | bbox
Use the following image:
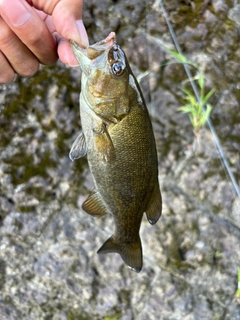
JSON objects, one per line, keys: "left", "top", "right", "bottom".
{"left": 70, "top": 32, "right": 162, "bottom": 272}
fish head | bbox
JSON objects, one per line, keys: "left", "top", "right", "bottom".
{"left": 71, "top": 32, "right": 130, "bottom": 121}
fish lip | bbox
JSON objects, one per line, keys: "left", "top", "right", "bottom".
{"left": 93, "top": 32, "right": 116, "bottom": 49}
{"left": 70, "top": 32, "right": 116, "bottom": 60}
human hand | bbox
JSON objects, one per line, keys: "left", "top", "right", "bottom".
{"left": 0, "top": 0, "right": 89, "bottom": 84}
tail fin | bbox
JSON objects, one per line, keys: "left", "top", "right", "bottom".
{"left": 97, "top": 235, "right": 142, "bottom": 272}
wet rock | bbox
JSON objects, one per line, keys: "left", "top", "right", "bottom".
{"left": 212, "top": 0, "right": 228, "bottom": 14}
{"left": 0, "top": 0, "right": 240, "bottom": 319}
{"left": 228, "top": 4, "right": 240, "bottom": 26}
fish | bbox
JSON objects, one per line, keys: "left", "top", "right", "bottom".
{"left": 70, "top": 32, "right": 162, "bottom": 272}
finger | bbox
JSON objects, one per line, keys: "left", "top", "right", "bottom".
{"left": 0, "top": 51, "right": 15, "bottom": 84}
{"left": 26, "top": 0, "right": 65, "bottom": 14}
{"left": 0, "top": 0, "right": 58, "bottom": 65}
{"left": 53, "top": 0, "right": 89, "bottom": 47}
{"left": 0, "top": 16, "right": 39, "bottom": 77}
{"left": 56, "top": 36, "right": 79, "bottom": 66}
{"left": 29, "top": 0, "right": 89, "bottom": 47}
{"left": 44, "top": 15, "right": 56, "bottom": 34}
{"left": 34, "top": 8, "right": 48, "bottom": 22}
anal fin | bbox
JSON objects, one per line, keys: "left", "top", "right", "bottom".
{"left": 145, "top": 182, "right": 162, "bottom": 225}
{"left": 82, "top": 189, "right": 109, "bottom": 217}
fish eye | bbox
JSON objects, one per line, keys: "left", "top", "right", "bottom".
{"left": 111, "top": 62, "right": 124, "bottom": 76}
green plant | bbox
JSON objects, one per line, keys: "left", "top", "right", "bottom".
{"left": 167, "top": 50, "right": 215, "bottom": 132}
{"left": 178, "top": 73, "right": 214, "bottom": 132}
{"left": 104, "top": 315, "right": 121, "bottom": 320}
{"left": 214, "top": 251, "right": 223, "bottom": 259}
{"left": 235, "top": 267, "right": 240, "bottom": 298}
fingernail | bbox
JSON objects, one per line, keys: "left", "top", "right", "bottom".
{"left": 67, "top": 64, "right": 80, "bottom": 68}
{"left": 3, "top": 1, "right": 31, "bottom": 27}
{"left": 76, "top": 20, "right": 89, "bottom": 48}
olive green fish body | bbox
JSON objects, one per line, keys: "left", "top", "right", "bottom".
{"left": 70, "top": 33, "right": 162, "bottom": 272}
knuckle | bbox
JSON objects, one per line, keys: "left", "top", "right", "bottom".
{"left": 27, "top": 25, "right": 46, "bottom": 46}
{"left": 26, "top": 27, "right": 57, "bottom": 65}
{"left": 0, "top": 21, "right": 13, "bottom": 45}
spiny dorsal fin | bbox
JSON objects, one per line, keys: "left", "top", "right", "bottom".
{"left": 69, "top": 132, "right": 87, "bottom": 161}
{"left": 145, "top": 182, "right": 162, "bottom": 225}
{"left": 82, "top": 189, "right": 109, "bottom": 217}
{"left": 97, "top": 235, "right": 142, "bottom": 273}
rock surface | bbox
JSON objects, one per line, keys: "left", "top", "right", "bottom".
{"left": 0, "top": 0, "right": 240, "bottom": 319}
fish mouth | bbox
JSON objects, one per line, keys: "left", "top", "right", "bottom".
{"left": 70, "top": 32, "right": 116, "bottom": 61}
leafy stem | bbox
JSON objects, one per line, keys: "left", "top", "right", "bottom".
{"left": 166, "top": 49, "right": 215, "bottom": 133}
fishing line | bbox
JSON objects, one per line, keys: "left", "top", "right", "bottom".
{"left": 158, "top": 0, "right": 240, "bottom": 198}
{"left": 144, "top": 0, "right": 152, "bottom": 107}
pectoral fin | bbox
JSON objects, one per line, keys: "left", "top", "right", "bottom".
{"left": 145, "top": 183, "right": 162, "bottom": 225}
{"left": 97, "top": 235, "right": 142, "bottom": 273}
{"left": 69, "top": 132, "right": 87, "bottom": 161}
{"left": 93, "top": 123, "right": 115, "bottom": 162}
{"left": 82, "top": 189, "right": 109, "bottom": 217}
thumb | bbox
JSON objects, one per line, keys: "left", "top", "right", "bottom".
{"left": 53, "top": 0, "right": 89, "bottom": 47}
{"left": 30, "top": 0, "right": 89, "bottom": 47}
